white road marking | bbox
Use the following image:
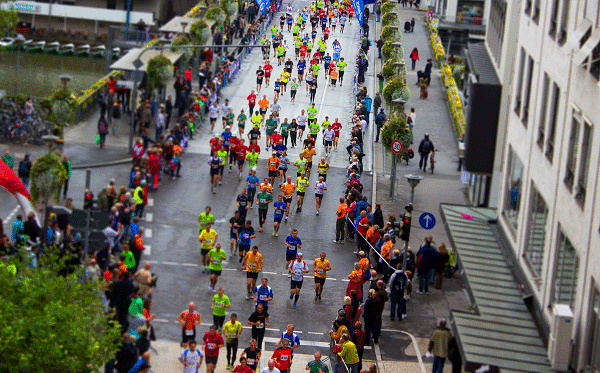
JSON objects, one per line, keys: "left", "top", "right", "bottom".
{"left": 264, "top": 337, "right": 330, "bottom": 348}
{"left": 307, "top": 331, "right": 323, "bottom": 336}
{"left": 144, "top": 245, "right": 151, "bottom": 255}
{"left": 145, "top": 228, "right": 152, "bottom": 238}
{"left": 144, "top": 212, "right": 153, "bottom": 222}
{"left": 147, "top": 198, "right": 154, "bottom": 207}
{"left": 3, "top": 205, "right": 20, "bottom": 224}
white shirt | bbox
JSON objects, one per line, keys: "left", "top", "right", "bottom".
{"left": 315, "top": 181, "right": 327, "bottom": 195}
{"left": 360, "top": 119, "right": 367, "bottom": 132}
{"left": 180, "top": 349, "right": 204, "bottom": 373}
{"left": 261, "top": 367, "right": 281, "bottom": 373}
{"left": 209, "top": 105, "right": 220, "bottom": 119}
{"left": 323, "top": 129, "right": 335, "bottom": 141}
{"left": 289, "top": 260, "right": 308, "bottom": 281}
{"left": 297, "top": 114, "right": 308, "bottom": 126}
{"left": 409, "top": 112, "right": 417, "bottom": 127}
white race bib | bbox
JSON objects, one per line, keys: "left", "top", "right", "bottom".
{"left": 317, "top": 269, "right": 324, "bottom": 274}
{"left": 259, "top": 294, "right": 266, "bottom": 300}
{"left": 185, "top": 329, "right": 194, "bottom": 336}
{"left": 281, "top": 355, "right": 289, "bottom": 361}
{"left": 247, "top": 359, "right": 255, "bottom": 365}
{"left": 257, "top": 322, "right": 264, "bottom": 328}
{"left": 249, "top": 263, "right": 256, "bottom": 269}
{"left": 213, "top": 259, "right": 220, "bottom": 264}
{"left": 207, "top": 343, "right": 216, "bottom": 349}
{"left": 215, "top": 302, "right": 224, "bottom": 308}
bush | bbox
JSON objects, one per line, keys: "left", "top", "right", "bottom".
{"left": 171, "top": 35, "right": 193, "bottom": 63}
{"left": 382, "top": 12, "right": 398, "bottom": 27}
{"left": 220, "top": 0, "right": 237, "bottom": 17}
{"left": 381, "top": 2, "right": 396, "bottom": 14}
{"left": 147, "top": 55, "right": 173, "bottom": 91}
{"left": 381, "top": 40, "right": 402, "bottom": 61}
{"left": 381, "top": 114, "right": 412, "bottom": 153}
{"left": 382, "top": 59, "right": 397, "bottom": 80}
{"left": 30, "top": 152, "right": 67, "bottom": 204}
{"left": 382, "top": 76, "right": 405, "bottom": 107}
{"left": 190, "top": 19, "right": 211, "bottom": 44}
{"left": 381, "top": 25, "right": 401, "bottom": 41}
{"left": 206, "top": 6, "right": 226, "bottom": 24}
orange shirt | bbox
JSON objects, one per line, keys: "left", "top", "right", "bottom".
{"left": 336, "top": 203, "right": 348, "bottom": 219}
{"left": 348, "top": 269, "right": 363, "bottom": 283}
{"left": 359, "top": 258, "right": 369, "bottom": 273}
{"left": 268, "top": 156, "right": 281, "bottom": 171}
{"left": 366, "top": 227, "right": 375, "bottom": 241}
{"left": 281, "top": 182, "right": 296, "bottom": 197}
{"left": 382, "top": 241, "right": 393, "bottom": 261}
{"left": 302, "top": 148, "right": 317, "bottom": 162}
{"left": 259, "top": 182, "right": 273, "bottom": 193}
{"left": 330, "top": 70, "right": 338, "bottom": 79}
{"left": 258, "top": 98, "right": 269, "bottom": 109}
{"left": 179, "top": 310, "right": 200, "bottom": 330}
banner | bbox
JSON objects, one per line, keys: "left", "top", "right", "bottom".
{"left": 257, "top": 0, "right": 270, "bottom": 15}
{"left": 0, "top": 161, "right": 39, "bottom": 225}
{"left": 350, "top": 0, "right": 364, "bottom": 26}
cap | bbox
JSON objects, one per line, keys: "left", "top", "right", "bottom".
{"left": 425, "top": 132, "right": 430, "bottom": 137}
{"left": 380, "top": 108, "right": 384, "bottom": 112}
{"left": 225, "top": 125, "right": 230, "bottom": 129}
{"left": 272, "top": 151, "right": 277, "bottom": 154}
{"left": 140, "top": 180, "right": 147, "bottom": 185}
{"left": 297, "top": 252, "right": 303, "bottom": 257}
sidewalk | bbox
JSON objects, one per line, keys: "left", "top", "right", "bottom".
{"left": 370, "top": 5, "right": 470, "bottom": 373}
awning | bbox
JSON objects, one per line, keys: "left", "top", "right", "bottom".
{"left": 159, "top": 16, "right": 201, "bottom": 33}
{"left": 440, "top": 204, "right": 553, "bottom": 373}
{"left": 109, "top": 48, "right": 183, "bottom": 72}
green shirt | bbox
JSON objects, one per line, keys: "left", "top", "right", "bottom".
{"left": 271, "top": 26, "right": 278, "bottom": 35}
{"left": 226, "top": 112, "right": 235, "bottom": 125}
{"left": 246, "top": 152, "right": 259, "bottom": 167}
{"left": 290, "top": 81, "right": 299, "bottom": 90}
{"left": 312, "top": 64, "right": 320, "bottom": 75}
{"left": 309, "top": 122, "right": 320, "bottom": 135}
{"left": 294, "top": 158, "right": 306, "bottom": 173}
{"left": 257, "top": 192, "right": 273, "bottom": 210}
{"left": 124, "top": 251, "right": 135, "bottom": 270}
{"left": 238, "top": 113, "right": 246, "bottom": 125}
{"left": 128, "top": 296, "right": 144, "bottom": 317}
{"left": 1, "top": 155, "right": 14, "bottom": 169}
{"left": 307, "top": 42, "right": 313, "bottom": 50}
{"left": 280, "top": 121, "right": 291, "bottom": 136}
{"left": 297, "top": 176, "right": 309, "bottom": 192}
{"left": 265, "top": 119, "right": 277, "bottom": 134}
{"left": 208, "top": 248, "right": 227, "bottom": 271}
{"left": 337, "top": 61, "right": 347, "bottom": 71}
{"left": 223, "top": 320, "right": 243, "bottom": 343}
{"left": 277, "top": 45, "right": 285, "bottom": 56}
{"left": 217, "top": 150, "right": 228, "bottom": 165}
{"left": 212, "top": 293, "right": 230, "bottom": 316}
{"left": 307, "top": 107, "right": 317, "bottom": 119}
{"left": 321, "top": 120, "right": 331, "bottom": 129}
{"left": 293, "top": 25, "right": 300, "bottom": 34}
{"left": 308, "top": 361, "right": 329, "bottom": 373}
{"left": 198, "top": 212, "right": 215, "bottom": 230}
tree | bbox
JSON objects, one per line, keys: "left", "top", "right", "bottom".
{"left": 146, "top": 55, "right": 173, "bottom": 91}
{"left": 381, "top": 114, "right": 412, "bottom": 157}
{"left": 0, "top": 3, "right": 19, "bottom": 37}
{"left": 0, "top": 253, "right": 121, "bottom": 372}
{"left": 189, "top": 19, "right": 211, "bottom": 45}
{"left": 30, "top": 152, "right": 67, "bottom": 205}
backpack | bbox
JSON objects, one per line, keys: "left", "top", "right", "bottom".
{"left": 416, "top": 253, "right": 424, "bottom": 270}
{"left": 422, "top": 140, "right": 431, "bottom": 153}
{"left": 392, "top": 272, "right": 406, "bottom": 293}
{"left": 98, "top": 120, "right": 108, "bottom": 134}
{"left": 18, "top": 161, "right": 28, "bottom": 175}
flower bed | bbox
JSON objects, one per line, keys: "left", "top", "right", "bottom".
{"left": 426, "top": 18, "right": 445, "bottom": 62}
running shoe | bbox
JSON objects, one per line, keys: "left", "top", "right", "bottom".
{"left": 290, "top": 294, "right": 294, "bottom": 300}
{"left": 293, "top": 302, "right": 297, "bottom": 308}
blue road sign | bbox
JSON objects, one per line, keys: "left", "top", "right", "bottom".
{"left": 419, "top": 212, "right": 436, "bottom": 230}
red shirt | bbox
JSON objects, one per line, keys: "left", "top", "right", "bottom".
{"left": 247, "top": 94, "right": 256, "bottom": 105}
{"left": 203, "top": 332, "right": 224, "bottom": 357}
{"left": 230, "top": 136, "right": 241, "bottom": 148}
{"left": 324, "top": 30, "right": 330, "bottom": 37}
{"left": 179, "top": 311, "right": 200, "bottom": 331}
{"left": 263, "top": 64, "right": 273, "bottom": 76}
{"left": 331, "top": 122, "right": 342, "bottom": 135}
{"left": 272, "top": 347, "right": 292, "bottom": 370}
{"left": 271, "top": 133, "right": 282, "bottom": 145}
{"left": 210, "top": 138, "right": 221, "bottom": 152}
{"left": 233, "top": 365, "right": 253, "bottom": 373}
{"left": 185, "top": 69, "right": 192, "bottom": 81}
{"left": 299, "top": 46, "right": 307, "bottom": 55}
{"left": 357, "top": 216, "right": 369, "bottom": 235}
{"left": 236, "top": 145, "right": 249, "bottom": 160}
{"left": 248, "top": 144, "right": 261, "bottom": 154}
{"left": 107, "top": 78, "right": 117, "bottom": 94}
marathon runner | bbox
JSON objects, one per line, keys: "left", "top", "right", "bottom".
{"left": 252, "top": 277, "right": 274, "bottom": 311}
{"left": 317, "top": 157, "right": 330, "bottom": 182}
{"left": 295, "top": 172, "right": 309, "bottom": 212}
{"left": 285, "top": 229, "right": 302, "bottom": 269}
{"left": 256, "top": 186, "right": 273, "bottom": 232}
{"left": 177, "top": 302, "right": 201, "bottom": 348}
{"left": 236, "top": 220, "right": 257, "bottom": 263}
{"left": 211, "top": 287, "right": 231, "bottom": 331}
{"left": 267, "top": 151, "right": 281, "bottom": 185}
{"left": 256, "top": 66, "right": 265, "bottom": 93}
{"left": 273, "top": 194, "right": 287, "bottom": 237}
{"left": 199, "top": 222, "right": 218, "bottom": 274}
{"left": 314, "top": 176, "right": 327, "bottom": 215}
{"left": 297, "top": 109, "right": 308, "bottom": 141}
{"left": 223, "top": 313, "right": 243, "bottom": 370}
{"left": 229, "top": 210, "right": 244, "bottom": 258}
{"left": 248, "top": 304, "right": 269, "bottom": 348}
{"left": 246, "top": 170, "right": 260, "bottom": 207}
{"left": 202, "top": 325, "right": 225, "bottom": 373}
{"left": 207, "top": 243, "right": 227, "bottom": 292}
{"left": 331, "top": 118, "right": 342, "bottom": 150}
{"left": 271, "top": 339, "right": 292, "bottom": 373}
{"left": 208, "top": 151, "right": 223, "bottom": 194}
{"left": 243, "top": 245, "right": 264, "bottom": 299}
{"left": 198, "top": 206, "right": 215, "bottom": 233}
{"left": 280, "top": 176, "right": 295, "bottom": 220}
{"left": 288, "top": 253, "right": 309, "bottom": 308}
{"left": 313, "top": 252, "right": 332, "bottom": 300}
{"left": 240, "top": 339, "right": 261, "bottom": 373}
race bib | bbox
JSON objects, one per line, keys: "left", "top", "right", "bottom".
{"left": 207, "top": 343, "right": 216, "bottom": 349}
{"left": 243, "top": 233, "right": 250, "bottom": 239}
{"left": 213, "top": 259, "right": 220, "bottom": 264}
{"left": 294, "top": 268, "right": 302, "bottom": 275}
{"left": 185, "top": 329, "right": 194, "bottom": 336}
{"left": 259, "top": 294, "right": 266, "bottom": 300}
{"left": 249, "top": 263, "right": 256, "bottom": 269}
{"left": 257, "top": 322, "right": 264, "bottom": 328}
{"left": 317, "top": 269, "right": 324, "bottom": 274}
{"left": 215, "top": 302, "right": 224, "bottom": 308}
{"left": 247, "top": 359, "right": 255, "bottom": 365}
{"left": 281, "top": 355, "right": 289, "bottom": 361}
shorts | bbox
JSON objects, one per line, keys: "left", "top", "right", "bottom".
{"left": 260, "top": 109, "right": 267, "bottom": 115}
{"left": 291, "top": 280, "right": 303, "bottom": 289}
{"left": 182, "top": 327, "right": 196, "bottom": 343}
{"left": 324, "top": 140, "right": 333, "bottom": 146}
{"left": 210, "top": 117, "right": 217, "bottom": 123}
{"left": 210, "top": 269, "right": 221, "bottom": 276}
{"left": 298, "top": 125, "right": 306, "bottom": 131}
{"left": 283, "top": 196, "right": 292, "bottom": 204}
{"left": 296, "top": 191, "right": 305, "bottom": 196}
{"left": 210, "top": 169, "right": 219, "bottom": 176}
{"left": 237, "top": 159, "right": 245, "bottom": 166}
{"left": 206, "top": 355, "right": 218, "bottom": 365}
{"left": 230, "top": 232, "right": 237, "bottom": 239}
{"left": 298, "top": 71, "right": 304, "bottom": 76}
{"left": 286, "top": 252, "right": 297, "bottom": 262}
{"left": 247, "top": 271, "right": 259, "bottom": 279}
{"left": 265, "top": 73, "right": 271, "bottom": 78}
{"left": 239, "top": 244, "right": 250, "bottom": 253}
{"left": 306, "top": 161, "right": 313, "bottom": 169}
{"left": 330, "top": 79, "right": 337, "bottom": 85}
{"left": 334, "top": 133, "right": 340, "bottom": 138}
{"left": 274, "top": 216, "right": 282, "bottom": 223}
{"left": 257, "top": 78, "right": 263, "bottom": 84}
{"left": 281, "top": 81, "right": 287, "bottom": 86}
{"left": 269, "top": 170, "right": 278, "bottom": 177}
{"left": 315, "top": 193, "right": 324, "bottom": 199}
{"left": 201, "top": 248, "right": 211, "bottom": 256}
{"left": 314, "top": 276, "right": 326, "bottom": 285}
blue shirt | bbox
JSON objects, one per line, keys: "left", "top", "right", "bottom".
{"left": 281, "top": 332, "right": 300, "bottom": 354}
{"left": 322, "top": 55, "right": 332, "bottom": 65}
{"left": 285, "top": 235, "right": 302, "bottom": 255}
{"left": 247, "top": 175, "right": 260, "bottom": 189}
{"left": 297, "top": 60, "right": 306, "bottom": 72}
{"left": 279, "top": 155, "right": 289, "bottom": 169}
{"left": 11, "top": 220, "right": 24, "bottom": 243}
{"left": 130, "top": 222, "right": 139, "bottom": 239}
{"left": 364, "top": 96, "right": 373, "bottom": 112}
{"left": 274, "top": 81, "right": 281, "bottom": 92}
{"left": 274, "top": 144, "right": 287, "bottom": 156}
{"left": 127, "top": 357, "right": 149, "bottom": 373}
{"left": 222, "top": 130, "right": 232, "bottom": 146}
{"left": 237, "top": 226, "right": 255, "bottom": 246}
{"left": 274, "top": 201, "right": 287, "bottom": 218}
{"left": 253, "top": 284, "right": 274, "bottom": 307}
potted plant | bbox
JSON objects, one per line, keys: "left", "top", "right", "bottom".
{"left": 190, "top": 19, "right": 211, "bottom": 45}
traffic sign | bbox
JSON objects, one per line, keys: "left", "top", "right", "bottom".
{"left": 391, "top": 140, "right": 403, "bottom": 154}
{"left": 419, "top": 212, "right": 436, "bottom": 230}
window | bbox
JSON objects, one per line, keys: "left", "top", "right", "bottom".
{"left": 522, "top": 56, "right": 535, "bottom": 126}
{"left": 524, "top": 0, "right": 532, "bottom": 16}
{"left": 586, "top": 286, "right": 600, "bottom": 371}
{"left": 524, "top": 185, "right": 548, "bottom": 278}
{"left": 549, "top": 0, "right": 560, "bottom": 38}
{"left": 546, "top": 83, "right": 560, "bottom": 161}
{"left": 504, "top": 148, "right": 524, "bottom": 230}
{"left": 564, "top": 115, "right": 580, "bottom": 190}
{"left": 576, "top": 122, "right": 592, "bottom": 205}
{"left": 537, "top": 73, "right": 550, "bottom": 148}
{"left": 558, "top": 0, "right": 570, "bottom": 45}
{"left": 532, "top": 0, "right": 541, "bottom": 23}
{"left": 590, "top": 41, "right": 600, "bottom": 80}
{"left": 514, "top": 48, "right": 526, "bottom": 115}
{"left": 488, "top": 0, "right": 507, "bottom": 66}
{"left": 553, "top": 230, "right": 579, "bottom": 309}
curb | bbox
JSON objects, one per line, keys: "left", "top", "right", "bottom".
{"left": 71, "top": 158, "right": 132, "bottom": 170}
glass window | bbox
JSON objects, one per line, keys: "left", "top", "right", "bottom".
{"left": 564, "top": 115, "right": 580, "bottom": 190}
{"left": 558, "top": 0, "right": 570, "bottom": 45}
{"left": 553, "top": 230, "right": 579, "bottom": 308}
{"left": 522, "top": 56, "right": 535, "bottom": 126}
{"left": 587, "top": 287, "right": 600, "bottom": 371}
{"left": 576, "top": 122, "right": 592, "bottom": 206}
{"left": 504, "top": 148, "right": 524, "bottom": 230}
{"left": 546, "top": 82, "right": 561, "bottom": 161}
{"left": 549, "top": 0, "right": 560, "bottom": 38}
{"left": 537, "top": 73, "right": 550, "bottom": 148}
{"left": 524, "top": 185, "right": 548, "bottom": 278}
{"left": 514, "top": 48, "right": 526, "bottom": 115}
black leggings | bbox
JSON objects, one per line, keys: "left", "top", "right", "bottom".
{"left": 290, "top": 132, "right": 297, "bottom": 146}
{"left": 283, "top": 134, "right": 289, "bottom": 146}
{"left": 213, "top": 315, "right": 225, "bottom": 330}
{"left": 229, "top": 151, "right": 236, "bottom": 167}
{"left": 291, "top": 90, "right": 297, "bottom": 99}
{"left": 226, "top": 340, "right": 239, "bottom": 365}
{"left": 248, "top": 188, "right": 256, "bottom": 206}
{"left": 259, "top": 208, "right": 268, "bottom": 227}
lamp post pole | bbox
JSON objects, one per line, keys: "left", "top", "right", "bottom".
{"left": 402, "top": 174, "right": 422, "bottom": 270}
{"left": 13, "top": 35, "right": 26, "bottom": 95}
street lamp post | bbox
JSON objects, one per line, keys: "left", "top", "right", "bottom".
{"left": 13, "top": 34, "right": 26, "bottom": 96}
{"left": 59, "top": 74, "right": 72, "bottom": 90}
{"left": 402, "top": 174, "right": 422, "bottom": 271}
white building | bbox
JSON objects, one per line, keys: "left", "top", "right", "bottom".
{"left": 497, "top": 0, "right": 600, "bottom": 370}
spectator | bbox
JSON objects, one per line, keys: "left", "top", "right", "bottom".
{"left": 428, "top": 319, "right": 452, "bottom": 373}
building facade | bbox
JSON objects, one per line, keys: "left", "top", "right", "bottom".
{"left": 433, "top": 0, "right": 488, "bottom": 55}
{"left": 497, "top": 0, "right": 600, "bottom": 370}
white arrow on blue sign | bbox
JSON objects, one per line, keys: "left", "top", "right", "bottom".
{"left": 419, "top": 212, "right": 436, "bottom": 230}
